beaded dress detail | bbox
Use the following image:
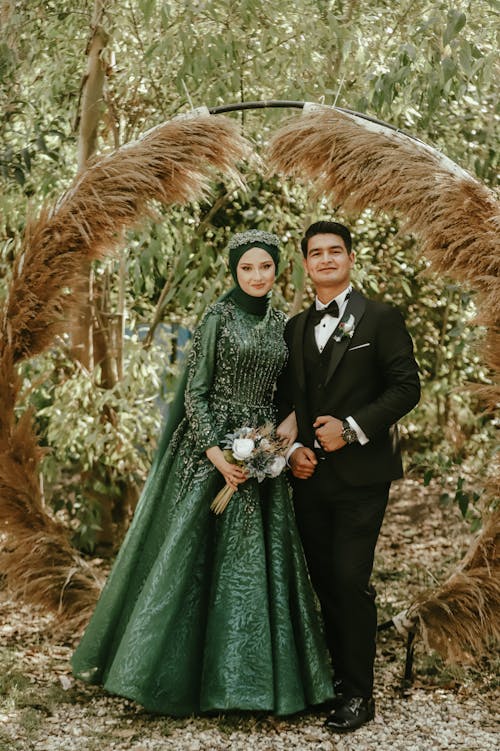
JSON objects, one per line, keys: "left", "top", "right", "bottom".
{"left": 71, "top": 298, "right": 333, "bottom": 716}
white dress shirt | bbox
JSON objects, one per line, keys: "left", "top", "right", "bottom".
{"left": 315, "top": 285, "right": 351, "bottom": 352}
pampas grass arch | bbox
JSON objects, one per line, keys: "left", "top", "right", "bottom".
{"left": 0, "top": 113, "right": 250, "bottom": 629}
{"left": 0, "top": 102, "right": 498, "bottom": 658}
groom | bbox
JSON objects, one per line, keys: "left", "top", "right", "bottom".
{"left": 278, "top": 221, "right": 420, "bottom": 732}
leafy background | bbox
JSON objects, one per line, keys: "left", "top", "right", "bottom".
{"left": 1, "top": 0, "right": 498, "bottom": 551}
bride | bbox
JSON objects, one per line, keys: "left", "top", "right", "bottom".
{"left": 72, "top": 229, "right": 333, "bottom": 716}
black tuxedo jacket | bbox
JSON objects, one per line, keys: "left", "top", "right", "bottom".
{"left": 278, "top": 289, "right": 421, "bottom": 486}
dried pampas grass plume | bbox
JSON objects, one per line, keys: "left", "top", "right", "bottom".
{"left": 267, "top": 107, "right": 499, "bottom": 292}
{"left": 0, "top": 114, "right": 249, "bottom": 627}
{"left": 0, "top": 357, "right": 105, "bottom": 628}
{"left": 407, "top": 510, "right": 500, "bottom": 663}
{"left": 5, "top": 115, "right": 249, "bottom": 363}
{"left": 267, "top": 107, "right": 500, "bottom": 406}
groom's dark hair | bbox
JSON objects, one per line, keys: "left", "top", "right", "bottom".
{"left": 301, "top": 221, "right": 352, "bottom": 257}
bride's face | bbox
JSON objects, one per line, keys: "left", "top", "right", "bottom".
{"left": 236, "top": 247, "right": 276, "bottom": 297}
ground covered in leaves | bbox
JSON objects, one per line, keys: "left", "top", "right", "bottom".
{"left": 0, "top": 479, "right": 498, "bottom": 750}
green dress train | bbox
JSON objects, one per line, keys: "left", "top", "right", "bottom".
{"left": 71, "top": 297, "right": 333, "bottom": 716}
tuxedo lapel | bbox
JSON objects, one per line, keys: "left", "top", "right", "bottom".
{"left": 325, "top": 290, "right": 367, "bottom": 385}
{"left": 291, "top": 306, "right": 311, "bottom": 392}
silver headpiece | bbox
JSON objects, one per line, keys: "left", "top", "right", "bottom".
{"left": 227, "top": 229, "right": 281, "bottom": 251}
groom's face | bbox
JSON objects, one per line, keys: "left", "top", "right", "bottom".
{"left": 303, "top": 233, "right": 355, "bottom": 291}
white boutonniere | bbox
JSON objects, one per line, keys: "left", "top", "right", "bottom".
{"left": 334, "top": 313, "right": 356, "bottom": 342}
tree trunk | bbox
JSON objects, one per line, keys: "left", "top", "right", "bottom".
{"left": 71, "top": 1, "right": 135, "bottom": 550}
{"left": 77, "top": 24, "right": 109, "bottom": 170}
{"left": 71, "top": 2, "right": 109, "bottom": 369}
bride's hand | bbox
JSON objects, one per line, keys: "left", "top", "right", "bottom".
{"left": 276, "top": 410, "right": 298, "bottom": 447}
{"left": 205, "top": 446, "right": 247, "bottom": 490}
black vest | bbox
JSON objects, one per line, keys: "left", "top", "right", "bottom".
{"left": 303, "top": 311, "right": 337, "bottom": 420}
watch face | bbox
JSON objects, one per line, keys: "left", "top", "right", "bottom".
{"left": 342, "top": 423, "right": 357, "bottom": 444}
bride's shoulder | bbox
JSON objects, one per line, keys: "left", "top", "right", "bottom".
{"left": 204, "top": 300, "right": 226, "bottom": 316}
{"left": 270, "top": 307, "right": 288, "bottom": 329}
{"left": 199, "top": 298, "right": 235, "bottom": 328}
{"left": 271, "top": 307, "right": 287, "bottom": 321}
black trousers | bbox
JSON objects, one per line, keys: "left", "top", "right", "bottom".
{"left": 292, "top": 460, "right": 390, "bottom": 699}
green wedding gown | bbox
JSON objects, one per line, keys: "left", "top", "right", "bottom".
{"left": 71, "top": 298, "right": 333, "bottom": 716}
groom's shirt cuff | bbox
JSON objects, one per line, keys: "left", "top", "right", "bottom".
{"left": 286, "top": 418, "right": 368, "bottom": 463}
{"left": 346, "top": 416, "right": 369, "bottom": 445}
{"left": 286, "top": 442, "right": 303, "bottom": 465}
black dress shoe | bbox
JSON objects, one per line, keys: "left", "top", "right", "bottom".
{"left": 324, "top": 696, "right": 375, "bottom": 733}
{"left": 320, "top": 679, "right": 345, "bottom": 710}
{"left": 310, "top": 694, "right": 344, "bottom": 713}
{"left": 330, "top": 679, "right": 345, "bottom": 707}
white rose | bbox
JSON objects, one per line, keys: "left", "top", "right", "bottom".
{"left": 232, "top": 438, "right": 255, "bottom": 460}
{"left": 344, "top": 314, "right": 355, "bottom": 334}
{"left": 268, "top": 455, "right": 286, "bottom": 477}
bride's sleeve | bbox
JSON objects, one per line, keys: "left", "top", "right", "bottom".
{"left": 184, "top": 307, "right": 221, "bottom": 452}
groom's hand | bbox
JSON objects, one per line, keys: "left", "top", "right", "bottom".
{"left": 313, "top": 416, "right": 345, "bottom": 452}
{"left": 289, "top": 447, "right": 318, "bottom": 479}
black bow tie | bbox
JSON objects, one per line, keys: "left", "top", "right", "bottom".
{"left": 310, "top": 299, "right": 340, "bottom": 326}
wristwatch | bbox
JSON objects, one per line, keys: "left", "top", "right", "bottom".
{"left": 341, "top": 419, "right": 358, "bottom": 445}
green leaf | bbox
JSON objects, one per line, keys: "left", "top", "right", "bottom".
{"left": 144, "top": 42, "right": 159, "bottom": 62}
{"left": 443, "top": 10, "right": 467, "bottom": 45}
{"left": 291, "top": 259, "right": 304, "bottom": 289}
{"left": 140, "top": 0, "right": 157, "bottom": 24}
{"left": 36, "top": 134, "right": 48, "bottom": 153}
{"left": 459, "top": 41, "right": 473, "bottom": 76}
{"left": 400, "top": 278, "right": 412, "bottom": 297}
{"left": 456, "top": 491, "right": 469, "bottom": 518}
{"left": 441, "top": 57, "right": 457, "bottom": 84}
{"left": 14, "top": 166, "right": 25, "bottom": 185}
{"left": 470, "top": 516, "right": 482, "bottom": 533}
{"left": 427, "top": 82, "right": 442, "bottom": 114}
{"left": 21, "top": 148, "right": 31, "bottom": 171}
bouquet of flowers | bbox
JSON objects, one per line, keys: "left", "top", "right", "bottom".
{"left": 210, "top": 422, "right": 288, "bottom": 515}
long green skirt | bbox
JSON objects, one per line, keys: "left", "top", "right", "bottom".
{"left": 71, "top": 422, "right": 333, "bottom": 716}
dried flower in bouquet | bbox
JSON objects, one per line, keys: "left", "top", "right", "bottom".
{"left": 210, "top": 423, "right": 288, "bottom": 515}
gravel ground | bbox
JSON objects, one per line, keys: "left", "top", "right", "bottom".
{"left": 1, "top": 479, "right": 498, "bottom": 750}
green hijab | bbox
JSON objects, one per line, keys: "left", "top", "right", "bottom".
{"left": 226, "top": 229, "right": 281, "bottom": 316}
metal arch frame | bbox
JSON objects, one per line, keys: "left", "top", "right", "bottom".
{"left": 208, "top": 99, "right": 471, "bottom": 181}
{"left": 209, "top": 99, "right": 419, "bottom": 143}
